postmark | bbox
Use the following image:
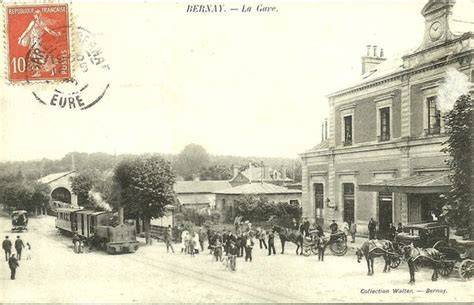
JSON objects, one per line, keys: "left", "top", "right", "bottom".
{"left": 6, "top": 3, "right": 71, "bottom": 82}
{"left": 31, "top": 26, "right": 110, "bottom": 110}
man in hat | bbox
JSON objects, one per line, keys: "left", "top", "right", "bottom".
{"left": 8, "top": 253, "right": 19, "bottom": 280}
{"left": 267, "top": 230, "right": 276, "bottom": 256}
{"left": 15, "top": 236, "right": 25, "bottom": 260}
{"left": 164, "top": 225, "right": 174, "bottom": 253}
{"left": 329, "top": 220, "right": 338, "bottom": 234}
{"left": 72, "top": 233, "right": 81, "bottom": 253}
{"left": 244, "top": 232, "right": 254, "bottom": 262}
{"left": 2, "top": 236, "right": 12, "bottom": 261}
{"left": 368, "top": 218, "right": 377, "bottom": 240}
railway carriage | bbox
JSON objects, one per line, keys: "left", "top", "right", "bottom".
{"left": 55, "top": 207, "right": 139, "bottom": 254}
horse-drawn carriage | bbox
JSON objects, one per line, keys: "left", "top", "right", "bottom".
{"left": 11, "top": 210, "right": 28, "bottom": 232}
{"left": 395, "top": 222, "right": 449, "bottom": 248}
{"left": 432, "top": 239, "right": 474, "bottom": 279}
{"left": 395, "top": 222, "right": 473, "bottom": 280}
{"left": 302, "top": 230, "right": 348, "bottom": 257}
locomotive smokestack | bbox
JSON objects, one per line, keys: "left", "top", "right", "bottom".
{"left": 118, "top": 207, "right": 124, "bottom": 225}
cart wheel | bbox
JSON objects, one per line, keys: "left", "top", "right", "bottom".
{"left": 439, "top": 261, "right": 454, "bottom": 277}
{"left": 433, "top": 240, "right": 448, "bottom": 250}
{"left": 390, "top": 256, "right": 402, "bottom": 269}
{"left": 303, "top": 245, "right": 312, "bottom": 257}
{"left": 311, "top": 246, "right": 320, "bottom": 256}
{"left": 107, "top": 246, "right": 116, "bottom": 255}
{"left": 330, "top": 239, "right": 348, "bottom": 256}
{"left": 459, "top": 259, "right": 474, "bottom": 279}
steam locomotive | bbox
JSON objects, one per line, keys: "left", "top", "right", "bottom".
{"left": 55, "top": 207, "right": 139, "bottom": 254}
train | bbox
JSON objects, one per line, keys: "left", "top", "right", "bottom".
{"left": 55, "top": 207, "right": 139, "bottom": 254}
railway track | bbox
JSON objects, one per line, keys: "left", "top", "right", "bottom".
{"left": 126, "top": 253, "right": 308, "bottom": 303}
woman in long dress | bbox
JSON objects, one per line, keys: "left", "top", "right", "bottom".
{"left": 24, "top": 242, "right": 32, "bottom": 260}
{"left": 181, "top": 230, "right": 189, "bottom": 254}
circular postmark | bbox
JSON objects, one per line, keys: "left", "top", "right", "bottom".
{"left": 31, "top": 26, "right": 110, "bottom": 110}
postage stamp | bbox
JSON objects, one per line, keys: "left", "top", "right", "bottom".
{"left": 6, "top": 3, "right": 71, "bottom": 82}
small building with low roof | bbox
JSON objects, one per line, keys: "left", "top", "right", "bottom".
{"left": 214, "top": 182, "right": 302, "bottom": 220}
{"left": 174, "top": 180, "right": 232, "bottom": 210}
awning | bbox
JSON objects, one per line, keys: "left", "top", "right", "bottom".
{"left": 358, "top": 174, "right": 451, "bottom": 193}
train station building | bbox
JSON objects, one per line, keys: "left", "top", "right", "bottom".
{"left": 300, "top": 0, "right": 474, "bottom": 236}
{"left": 38, "top": 171, "right": 78, "bottom": 208}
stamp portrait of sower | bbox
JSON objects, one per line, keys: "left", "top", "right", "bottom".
{"left": 18, "top": 9, "right": 61, "bottom": 77}
{"left": 6, "top": 4, "right": 71, "bottom": 82}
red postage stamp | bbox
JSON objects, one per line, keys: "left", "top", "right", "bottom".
{"left": 6, "top": 4, "right": 71, "bottom": 82}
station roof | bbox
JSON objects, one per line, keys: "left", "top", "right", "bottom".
{"left": 174, "top": 180, "right": 232, "bottom": 194}
{"left": 359, "top": 173, "right": 451, "bottom": 194}
{"left": 215, "top": 182, "right": 301, "bottom": 195}
{"left": 177, "top": 194, "right": 212, "bottom": 205}
{"left": 38, "top": 171, "right": 75, "bottom": 184}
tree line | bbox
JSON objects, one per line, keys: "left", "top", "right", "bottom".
{"left": 0, "top": 144, "right": 302, "bottom": 182}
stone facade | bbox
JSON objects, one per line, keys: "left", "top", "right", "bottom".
{"left": 300, "top": 0, "right": 474, "bottom": 236}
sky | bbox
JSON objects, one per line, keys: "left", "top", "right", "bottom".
{"left": 0, "top": 0, "right": 452, "bottom": 162}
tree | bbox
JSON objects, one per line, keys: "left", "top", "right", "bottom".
{"left": 173, "top": 144, "right": 210, "bottom": 180}
{"left": 233, "top": 195, "right": 302, "bottom": 226}
{"left": 113, "top": 155, "right": 176, "bottom": 244}
{"left": 0, "top": 178, "right": 50, "bottom": 214}
{"left": 70, "top": 169, "right": 100, "bottom": 209}
{"left": 199, "top": 164, "right": 232, "bottom": 181}
{"left": 30, "top": 182, "right": 51, "bottom": 215}
{"left": 441, "top": 94, "right": 473, "bottom": 239}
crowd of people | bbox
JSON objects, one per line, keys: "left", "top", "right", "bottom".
{"left": 170, "top": 219, "right": 340, "bottom": 270}
{"left": 2, "top": 235, "right": 31, "bottom": 280}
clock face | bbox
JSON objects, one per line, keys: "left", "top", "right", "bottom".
{"left": 429, "top": 21, "right": 443, "bottom": 40}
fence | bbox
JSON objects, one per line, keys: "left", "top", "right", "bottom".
{"left": 150, "top": 225, "right": 181, "bottom": 242}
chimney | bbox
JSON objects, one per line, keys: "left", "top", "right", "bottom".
{"left": 232, "top": 165, "right": 239, "bottom": 178}
{"left": 361, "top": 45, "right": 386, "bottom": 75}
{"left": 118, "top": 207, "right": 124, "bottom": 225}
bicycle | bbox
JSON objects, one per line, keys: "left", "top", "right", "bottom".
{"left": 221, "top": 254, "right": 237, "bottom": 271}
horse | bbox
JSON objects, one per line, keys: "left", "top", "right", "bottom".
{"left": 356, "top": 239, "right": 396, "bottom": 275}
{"left": 403, "top": 244, "right": 444, "bottom": 284}
{"left": 273, "top": 225, "right": 303, "bottom": 255}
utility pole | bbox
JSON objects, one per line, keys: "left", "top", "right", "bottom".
{"left": 71, "top": 153, "right": 75, "bottom": 171}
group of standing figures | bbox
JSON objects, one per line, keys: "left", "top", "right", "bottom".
{"left": 2, "top": 235, "right": 32, "bottom": 280}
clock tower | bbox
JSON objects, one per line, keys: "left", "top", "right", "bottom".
{"left": 420, "top": 0, "right": 456, "bottom": 49}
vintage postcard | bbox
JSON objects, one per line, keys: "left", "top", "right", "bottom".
{"left": 0, "top": 0, "right": 473, "bottom": 303}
